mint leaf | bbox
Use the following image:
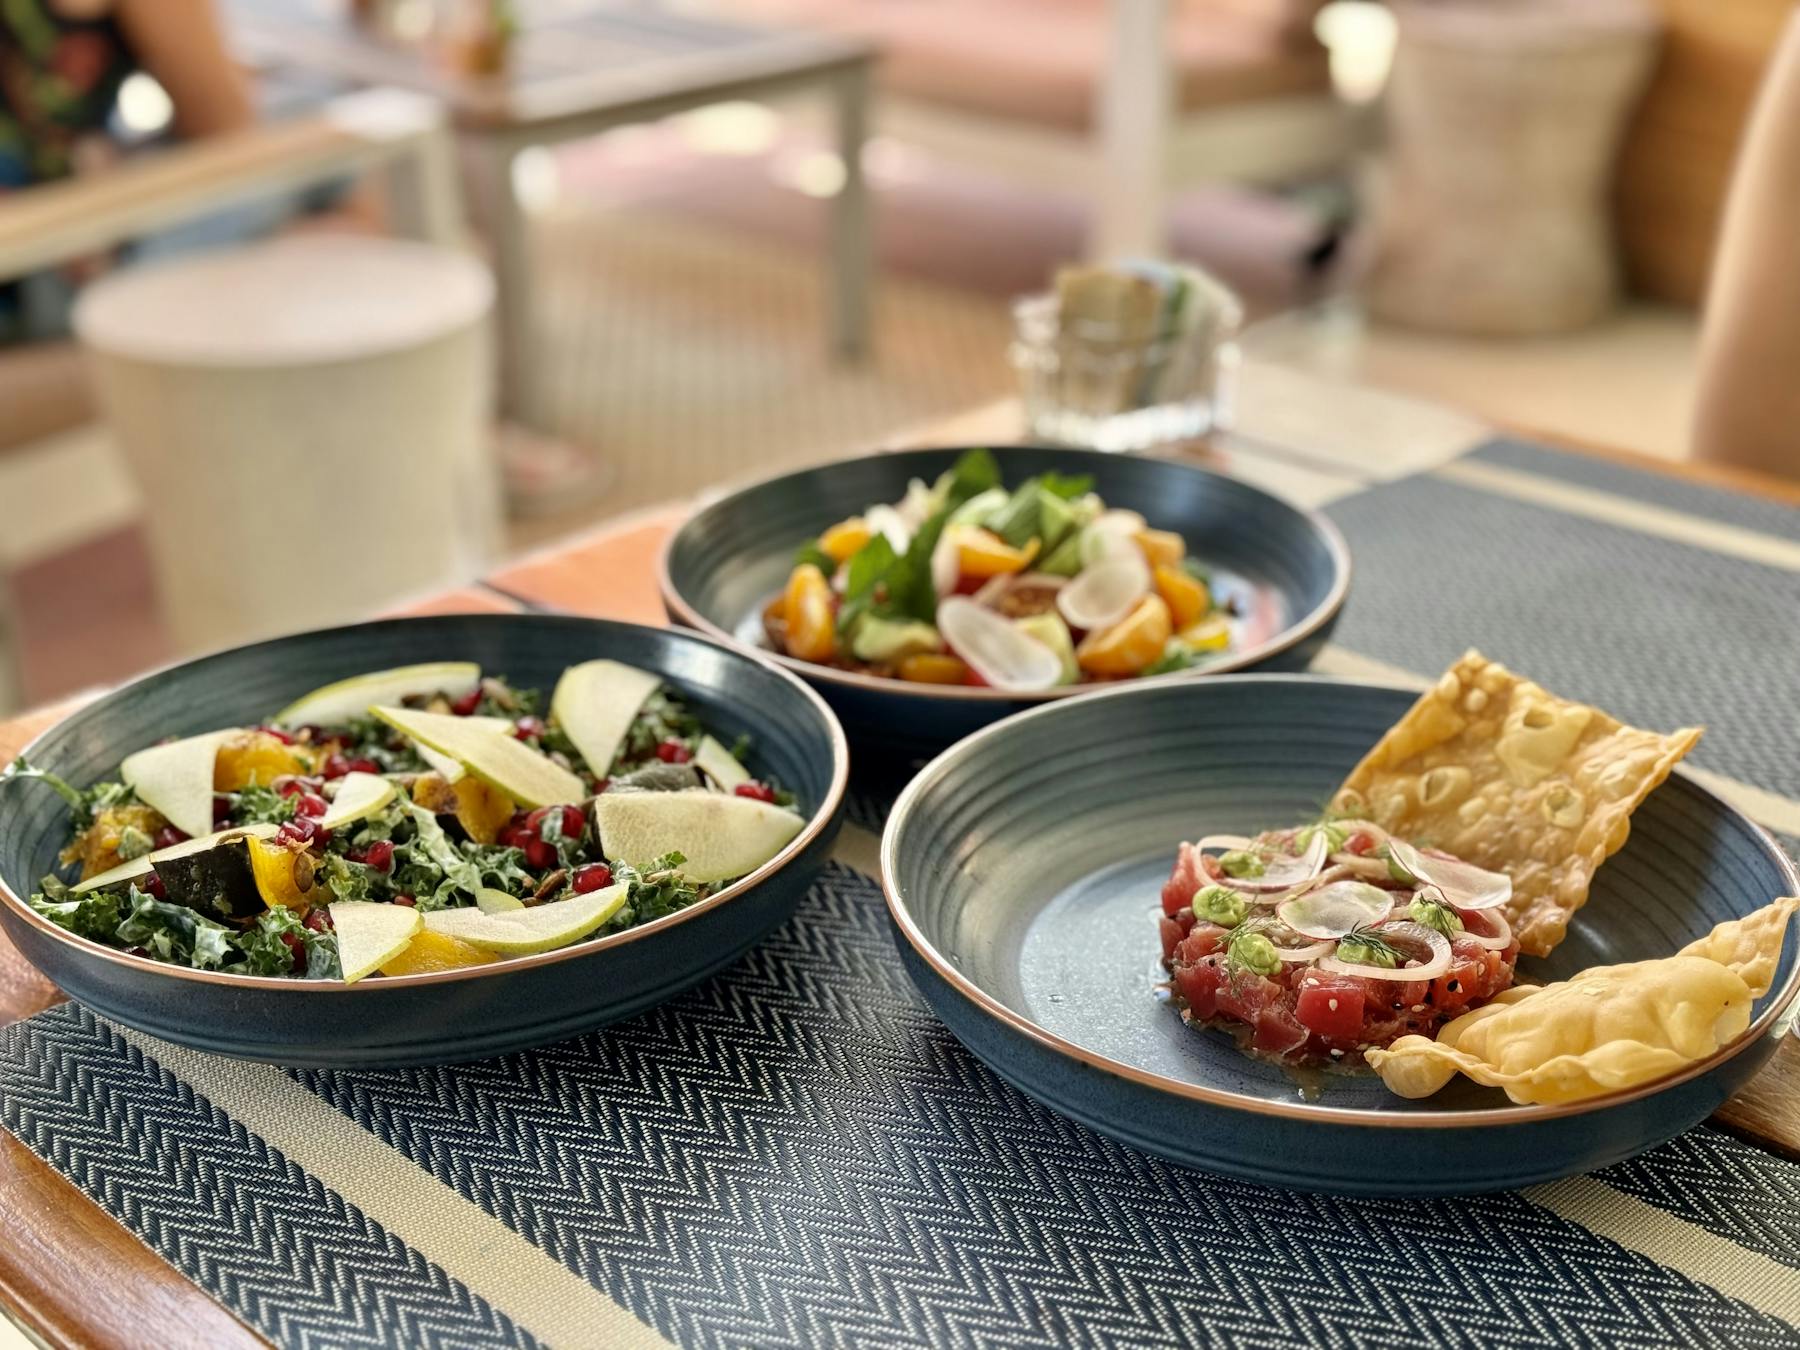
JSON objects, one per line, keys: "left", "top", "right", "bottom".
{"left": 941, "top": 448, "right": 1000, "bottom": 508}
{"left": 1038, "top": 471, "right": 1094, "bottom": 500}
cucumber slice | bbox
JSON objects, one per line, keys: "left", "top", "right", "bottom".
{"left": 330, "top": 901, "right": 424, "bottom": 983}
{"left": 693, "top": 734, "right": 750, "bottom": 791}
{"left": 549, "top": 660, "right": 660, "bottom": 777}
{"left": 119, "top": 730, "right": 238, "bottom": 838}
{"left": 71, "top": 822, "right": 280, "bottom": 895}
{"left": 372, "top": 706, "right": 583, "bottom": 808}
{"left": 318, "top": 772, "right": 397, "bottom": 830}
{"left": 423, "top": 884, "right": 627, "bottom": 954}
{"left": 274, "top": 662, "right": 480, "bottom": 728}
{"left": 594, "top": 789, "right": 804, "bottom": 884}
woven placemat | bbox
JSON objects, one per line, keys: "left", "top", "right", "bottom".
{"left": 5, "top": 441, "right": 1800, "bottom": 1347}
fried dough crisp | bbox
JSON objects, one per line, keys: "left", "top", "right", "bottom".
{"left": 1332, "top": 651, "right": 1701, "bottom": 956}
{"left": 1367, "top": 898, "right": 1797, "bottom": 1104}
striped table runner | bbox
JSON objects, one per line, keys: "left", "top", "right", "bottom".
{"left": 4, "top": 431, "right": 1799, "bottom": 1347}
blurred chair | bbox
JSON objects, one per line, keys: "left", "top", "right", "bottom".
{"left": 0, "top": 88, "right": 467, "bottom": 693}
{"left": 722, "top": 0, "right": 1347, "bottom": 259}
{"left": 1691, "top": 10, "right": 1800, "bottom": 481}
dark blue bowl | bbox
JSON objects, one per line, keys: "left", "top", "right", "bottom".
{"left": 660, "top": 446, "right": 1350, "bottom": 759}
{"left": 0, "top": 615, "right": 847, "bottom": 1066}
{"left": 880, "top": 675, "right": 1799, "bottom": 1196}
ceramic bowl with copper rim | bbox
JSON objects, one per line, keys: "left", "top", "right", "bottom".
{"left": 0, "top": 615, "right": 847, "bottom": 1067}
{"left": 660, "top": 446, "right": 1350, "bottom": 760}
{"left": 879, "top": 675, "right": 1799, "bottom": 1196}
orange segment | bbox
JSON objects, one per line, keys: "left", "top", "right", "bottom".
{"left": 783, "top": 563, "right": 838, "bottom": 663}
{"left": 819, "top": 517, "right": 873, "bottom": 564}
{"left": 957, "top": 530, "right": 1040, "bottom": 579}
{"left": 1153, "top": 563, "right": 1211, "bottom": 629}
{"left": 379, "top": 928, "right": 500, "bottom": 976}
{"left": 1135, "top": 529, "right": 1186, "bottom": 568}
{"left": 897, "top": 652, "right": 970, "bottom": 684}
{"left": 1077, "top": 594, "right": 1173, "bottom": 677}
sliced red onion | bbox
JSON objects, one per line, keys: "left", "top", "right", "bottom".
{"left": 936, "top": 597, "right": 1062, "bottom": 692}
{"left": 1216, "top": 830, "right": 1330, "bottom": 895}
{"left": 1277, "top": 880, "right": 1394, "bottom": 939}
{"left": 1057, "top": 551, "right": 1149, "bottom": 632}
{"left": 1317, "top": 920, "right": 1451, "bottom": 982}
{"left": 1457, "top": 906, "right": 1514, "bottom": 952}
{"left": 1386, "top": 837, "right": 1512, "bottom": 911}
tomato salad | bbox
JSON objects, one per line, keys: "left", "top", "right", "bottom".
{"left": 1157, "top": 821, "right": 1521, "bottom": 1068}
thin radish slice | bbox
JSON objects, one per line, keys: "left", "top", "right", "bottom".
{"left": 1278, "top": 880, "right": 1394, "bottom": 939}
{"left": 1217, "top": 830, "right": 1331, "bottom": 895}
{"left": 1386, "top": 838, "right": 1512, "bottom": 911}
{"left": 1318, "top": 921, "right": 1451, "bottom": 982}
{"left": 931, "top": 525, "right": 964, "bottom": 597}
{"left": 1057, "top": 551, "right": 1150, "bottom": 632}
{"left": 936, "top": 597, "right": 1063, "bottom": 692}
{"left": 1078, "top": 510, "right": 1149, "bottom": 566}
{"left": 971, "top": 572, "right": 1014, "bottom": 606}
{"left": 1457, "top": 906, "right": 1514, "bottom": 952}
{"left": 865, "top": 503, "right": 913, "bottom": 554}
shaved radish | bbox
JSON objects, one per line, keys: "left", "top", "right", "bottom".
{"left": 1195, "top": 834, "right": 1255, "bottom": 853}
{"left": 865, "top": 503, "right": 913, "bottom": 554}
{"left": 936, "top": 597, "right": 1062, "bottom": 692}
{"left": 1457, "top": 906, "right": 1514, "bottom": 952}
{"left": 931, "top": 525, "right": 964, "bottom": 597}
{"left": 1078, "top": 510, "right": 1148, "bottom": 566}
{"left": 1278, "top": 880, "right": 1393, "bottom": 939}
{"left": 1386, "top": 838, "right": 1511, "bottom": 911}
{"left": 1318, "top": 921, "right": 1451, "bottom": 982}
{"left": 1216, "top": 830, "right": 1330, "bottom": 894}
{"left": 1057, "top": 551, "right": 1149, "bottom": 632}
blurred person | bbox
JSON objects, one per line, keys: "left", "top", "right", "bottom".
{"left": 0, "top": 0, "right": 253, "bottom": 340}
{"left": 1691, "top": 7, "right": 1800, "bottom": 481}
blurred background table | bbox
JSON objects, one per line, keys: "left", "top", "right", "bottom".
{"left": 225, "top": 0, "right": 875, "bottom": 432}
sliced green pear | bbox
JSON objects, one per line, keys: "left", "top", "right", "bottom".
{"left": 414, "top": 716, "right": 511, "bottom": 783}
{"left": 120, "top": 730, "right": 237, "bottom": 838}
{"left": 330, "top": 901, "right": 424, "bottom": 983}
{"left": 693, "top": 734, "right": 750, "bottom": 791}
{"left": 594, "top": 789, "right": 804, "bottom": 884}
{"left": 318, "top": 771, "right": 397, "bottom": 830}
{"left": 550, "top": 660, "right": 660, "bottom": 776}
{"left": 72, "top": 823, "right": 280, "bottom": 895}
{"left": 274, "top": 662, "right": 480, "bottom": 728}
{"left": 371, "top": 706, "right": 583, "bottom": 808}
{"left": 475, "top": 886, "right": 524, "bottom": 914}
{"left": 423, "top": 884, "right": 627, "bottom": 954}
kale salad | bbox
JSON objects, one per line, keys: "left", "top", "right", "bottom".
{"left": 12, "top": 661, "right": 806, "bottom": 983}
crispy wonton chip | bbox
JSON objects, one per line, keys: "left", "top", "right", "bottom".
{"left": 1367, "top": 898, "right": 1796, "bottom": 1105}
{"left": 1332, "top": 651, "right": 1701, "bottom": 956}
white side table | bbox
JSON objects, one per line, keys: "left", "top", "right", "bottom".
{"left": 75, "top": 234, "right": 499, "bottom": 655}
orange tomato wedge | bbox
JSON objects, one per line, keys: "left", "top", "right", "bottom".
{"left": 957, "top": 530, "right": 1039, "bottom": 579}
{"left": 1135, "top": 529, "right": 1187, "bottom": 568}
{"left": 1153, "top": 563, "right": 1210, "bottom": 630}
{"left": 819, "top": 518, "right": 872, "bottom": 564}
{"left": 897, "top": 652, "right": 970, "bottom": 684}
{"left": 1178, "top": 615, "right": 1231, "bottom": 652}
{"left": 783, "top": 563, "right": 838, "bottom": 663}
{"left": 1076, "top": 594, "right": 1173, "bottom": 677}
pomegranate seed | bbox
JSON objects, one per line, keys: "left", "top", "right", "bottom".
{"left": 277, "top": 816, "right": 331, "bottom": 848}
{"left": 152, "top": 826, "right": 189, "bottom": 850}
{"left": 1345, "top": 831, "right": 1374, "bottom": 856}
{"left": 655, "top": 740, "right": 693, "bottom": 764}
{"left": 280, "top": 931, "right": 307, "bottom": 973}
{"left": 571, "top": 863, "right": 613, "bottom": 893}
{"left": 259, "top": 725, "right": 297, "bottom": 745}
{"left": 392, "top": 894, "right": 417, "bottom": 908}
{"left": 524, "top": 838, "right": 557, "bottom": 871}
{"left": 343, "top": 757, "right": 380, "bottom": 776}
{"left": 143, "top": 872, "right": 167, "bottom": 900}
{"left": 513, "top": 716, "right": 546, "bottom": 740}
{"left": 127, "top": 946, "right": 150, "bottom": 958}
{"left": 322, "top": 752, "right": 349, "bottom": 779}
{"left": 362, "top": 839, "right": 395, "bottom": 873}
{"left": 497, "top": 824, "right": 527, "bottom": 850}
{"left": 527, "top": 804, "right": 584, "bottom": 841}
{"left": 451, "top": 688, "right": 483, "bottom": 716}
{"left": 303, "top": 907, "right": 333, "bottom": 932}
{"left": 592, "top": 777, "right": 611, "bottom": 795}
{"left": 213, "top": 794, "right": 233, "bottom": 823}
{"left": 277, "top": 779, "right": 306, "bottom": 798}
{"left": 296, "top": 792, "right": 329, "bottom": 818}
{"left": 734, "top": 781, "right": 777, "bottom": 803}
